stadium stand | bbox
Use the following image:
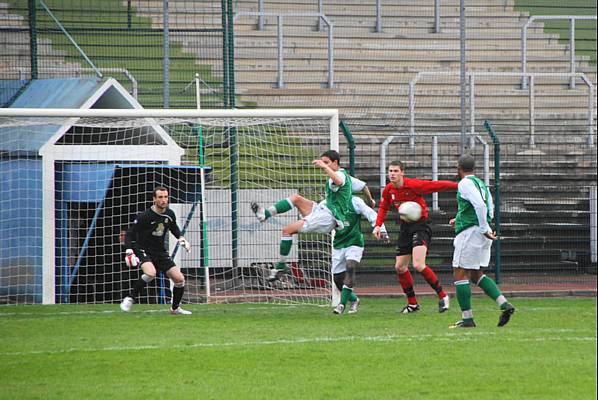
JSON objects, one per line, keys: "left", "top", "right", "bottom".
{"left": 1, "top": 0, "right": 596, "bottom": 294}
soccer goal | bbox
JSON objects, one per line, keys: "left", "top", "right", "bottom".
{"left": 0, "top": 108, "right": 339, "bottom": 305}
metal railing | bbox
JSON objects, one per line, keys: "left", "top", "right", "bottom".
{"left": 521, "top": 15, "right": 597, "bottom": 89}
{"left": 379, "top": 133, "right": 489, "bottom": 210}
{"left": 409, "top": 70, "right": 595, "bottom": 148}
{"left": 255, "top": 0, "right": 441, "bottom": 33}
{"left": 1, "top": 67, "right": 139, "bottom": 99}
{"left": 374, "top": 0, "right": 441, "bottom": 33}
{"left": 234, "top": 11, "right": 334, "bottom": 88}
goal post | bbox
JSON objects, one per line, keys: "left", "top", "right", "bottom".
{"left": 0, "top": 108, "right": 339, "bottom": 305}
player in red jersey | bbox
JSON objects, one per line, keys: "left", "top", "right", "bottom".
{"left": 373, "top": 160, "right": 458, "bottom": 314}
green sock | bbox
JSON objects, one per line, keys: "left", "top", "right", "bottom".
{"left": 266, "top": 199, "right": 293, "bottom": 219}
{"left": 340, "top": 285, "right": 352, "bottom": 306}
{"left": 276, "top": 237, "right": 292, "bottom": 270}
{"left": 349, "top": 292, "right": 358, "bottom": 302}
{"left": 455, "top": 280, "right": 473, "bottom": 321}
{"left": 477, "top": 275, "right": 509, "bottom": 309}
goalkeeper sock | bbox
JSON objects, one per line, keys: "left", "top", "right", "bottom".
{"left": 266, "top": 198, "right": 293, "bottom": 219}
{"left": 477, "top": 274, "right": 508, "bottom": 309}
{"left": 419, "top": 266, "right": 447, "bottom": 299}
{"left": 130, "top": 273, "right": 154, "bottom": 299}
{"left": 172, "top": 282, "right": 185, "bottom": 309}
{"left": 397, "top": 270, "right": 417, "bottom": 305}
{"left": 349, "top": 291, "right": 358, "bottom": 302}
{"left": 340, "top": 285, "right": 353, "bottom": 306}
{"left": 455, "top": 280, "right": 473, "bottom": 322}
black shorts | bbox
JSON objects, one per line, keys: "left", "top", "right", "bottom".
{"left": 137, "top": 249, "right": 176, "bottom": 273}
{"left": 396, "top": 219, "right": 432, "bottom": 256}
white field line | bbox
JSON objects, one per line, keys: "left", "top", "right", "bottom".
{"left": 1, "top": 304, "right": 591, "bottom": 318}
{"left": 0, "top": 305, "right": 308, "bottom": 317}
{"left": 1, "top": 332, "right": 596, "bottom": 357}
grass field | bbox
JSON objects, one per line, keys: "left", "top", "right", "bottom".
{"left": 0, "top": 297, "right": 595, "bottom": 400}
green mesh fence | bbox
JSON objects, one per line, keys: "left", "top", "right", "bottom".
{"left": 1, "top": 0, "right": 228, "bottom": 108}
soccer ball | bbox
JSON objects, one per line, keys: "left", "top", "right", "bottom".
{"left": 398, "top": 201, "right": 422, "bottom": 222}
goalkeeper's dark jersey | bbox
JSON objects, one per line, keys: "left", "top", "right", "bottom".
{"left": 124, "top": 207, "right": 182, "bottom": 254}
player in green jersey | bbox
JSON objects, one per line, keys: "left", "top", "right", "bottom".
{"left": 251, "top": 150, "right": 363, "bottom": 282}
{"left": 450, "top": 154, "right": 515, "bottom": 328}
{"left": 331, "top": 196, "right": 388, "bottom": 314}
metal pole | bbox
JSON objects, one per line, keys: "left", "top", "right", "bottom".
{"left": 469, "top": 73, "right": 475, "bottom": 149}
{"left": 521, "top": 20, "right": 529, "bottom": 89}
{"left": 258, "top": 0, "right": 264, "bottom": 30}
{"left": 459, "top": 0, "right": 467, "bottom": 153}
{"left": 408, "top": 80, "right": 416, "bottom": 148}
{"left": 591, "top": 186, "right": 597, "bottom": 264}
{"left": 375, "top": 0, "right": 382, "bottom": 33}
{"left": 569, "top": 18, "right": 576, "bottom": 89}
{"left": 195, "top": 73, "right": 201, "bottom": 109}
{"left": 483, "top": 120, "right": 501, "bottom": 284}
{"left": 380, "top": 136, "right": 394, "bottom": 198}
{"left": 327, "top": 19, "right": 334, "bottom": 88}
{"left": 277, "top": 15, "right": 284, "bottom": 88}
{"left": 127, "top": 0, "right": 132, "bottom": 29}
{"left": 28, "top": 0, "right": 38, "bottom": 80}
{"left": 588, "top": 80, "right": 595, "bottom": 146}
{"left": 432, "top": 136, "right": 439, "bottom": 211}
{"left": 529, "top": 75, "right": 535, "bottom": 147}
{"left": 163, "top": 0, "right": 170, "bottom": 108}
{"left": 434, "top": 0, "right": 440, "bottom": 33}
{"left": 318, "top": 0, "right": 323, "bottom": 32}
{"left": 227, "top": 0, "right": 236, "bottom": 108}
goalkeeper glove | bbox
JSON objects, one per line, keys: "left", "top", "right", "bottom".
{"left": 125, "top": 249, "right": 139, "bottom": 268}
{"left": 178, "top": 237, "right": 191, "bottom": 253}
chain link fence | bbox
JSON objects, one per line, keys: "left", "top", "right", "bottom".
{"left": 1, "top": 0, "right": 228, "bottom": 108}
{"left": 346, "top": 122, "right": 596, "bottom": 295}
{"left": 1, "top": 0, "right": 596, "bottom": 297}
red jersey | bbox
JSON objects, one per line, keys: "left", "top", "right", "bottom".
{"left": 375, "top": 177, "right": 458, "bottom": 226}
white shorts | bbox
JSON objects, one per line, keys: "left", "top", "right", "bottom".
{"left": 299, "top": 201, "right": 337, "bottom": 234}
{"left": 452, "top": 226, "right": 492, "bottom": 270}
{"left": 331, "top": 246, "right": 364, "bottom": 274}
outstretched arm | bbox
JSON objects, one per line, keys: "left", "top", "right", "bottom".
{"left": 353, "top": 197, "right": 386, "bottom": 235}
{"left": 410, "top": 178, "right": 458, "bottom": 195}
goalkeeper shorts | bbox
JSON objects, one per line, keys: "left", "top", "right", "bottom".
{"left": 138, "top": 250, "right": 176, "bottom": 273}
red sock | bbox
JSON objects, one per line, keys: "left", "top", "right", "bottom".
{"left": 397, "top": 270, "right": 417, "bottom": 305}
{"left": 420, "top": 266, "right": 446, "bottom": 299}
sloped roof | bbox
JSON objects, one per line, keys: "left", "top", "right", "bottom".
{"left": 1, "top": 78, "right": 105, "bottom": 154}
{"left": 11, "top": 78, "right": 105, "bottom": 109}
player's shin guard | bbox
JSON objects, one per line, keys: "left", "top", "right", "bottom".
{"left": 455, "top": 280, "right": 474, "bottom": 322}
{"left": 130, "top": 273, "right": 154, "bottom": 299}
{"left": 477, "top": 274, "right": 509, "bottom": 309}
{"left": 419, "top": 266, "right": 447, "bottom": 299}
{"left": 267, "top": 198, "right": 294, "bottom": 219}
{"left": 172, "top": 281, "right": 185, "bottom": 310}
{"left": 397, "top": 270, "right": 417, "bottom": 305}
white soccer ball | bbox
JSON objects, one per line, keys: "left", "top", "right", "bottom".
{"left": 398, "top": 201, "right": 422, "bottom": 222}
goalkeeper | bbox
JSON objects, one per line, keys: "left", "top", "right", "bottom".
{"left": 331, "top": 195, "right": 388, "bottom": 315}
{"left": 251, "top": 150, "right": 363, "bottom": 282}
{"left": 119, "top": 186, "right": 192, "bottom": 315}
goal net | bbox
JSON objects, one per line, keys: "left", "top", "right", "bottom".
{"left": 0, "top": 108, "right": 339, "bottom": 305}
